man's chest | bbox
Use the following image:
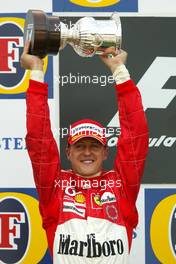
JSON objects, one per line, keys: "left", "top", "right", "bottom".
{"left": 59, "top": 180, "right": 125, "bottom": 226}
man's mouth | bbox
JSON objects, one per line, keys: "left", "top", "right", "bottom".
{"left": 81, "top": 160, "right": 94, "bottom": 164}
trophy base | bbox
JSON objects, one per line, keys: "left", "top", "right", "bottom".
{"left": 24, "top": 10, "right": 61, "bottom": 58}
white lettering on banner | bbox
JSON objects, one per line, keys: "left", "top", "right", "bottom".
{"left": 149, "top": 136, "right": 176, "bottom": 147}
{"left": 107, "top": 135, "right": 176, "bottom": 148}
{"left": 107, "top": 57, "right": 176, "bottom": 128}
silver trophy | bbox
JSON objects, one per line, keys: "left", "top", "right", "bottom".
{"left": 24, "top": 10, "right": 122, "bottom": 58}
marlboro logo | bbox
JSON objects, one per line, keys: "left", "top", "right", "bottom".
{"left": 57, "top": 233, "right": 124, "bottom": 257}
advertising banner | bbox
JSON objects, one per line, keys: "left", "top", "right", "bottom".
{"left": 59, "top": 16, "right": 176, "bottom": 183}
{"left": 0, "top": 189, "right": 52, "bottom": 263}
{"left": 53, "top": 0, "right": 138, "bottom": 12}
{"left": 2, "top": 0, "right": 176, "bottom": 15}
{"left": 145, "top": 188, "right": 176, "bottom": 264}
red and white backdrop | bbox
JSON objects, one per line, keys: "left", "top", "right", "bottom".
{"left": 0, "top": 1, "right": 176, "bottom": 263}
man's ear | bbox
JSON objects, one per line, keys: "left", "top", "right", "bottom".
{"left": 65, "top": 145, "right": 71, "bottom": 160}
{"left": 103, "top": 146, "right": 109, "bottom": 161}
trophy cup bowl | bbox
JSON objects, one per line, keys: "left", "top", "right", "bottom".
{"left": 23, "top": 10, "right": 122, "bottom": 58}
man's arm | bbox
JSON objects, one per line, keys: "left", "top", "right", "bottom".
{"left": 114, "top": 78, "right": 149, "bottom": 203}
{"left": 21, "top": 42, "right": 61, "bottom": 209}
{"left": 100, "top": 50, "right": 149, "bottom": 204}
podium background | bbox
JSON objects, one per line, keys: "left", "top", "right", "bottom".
{"left": 0, "top": 1, "right": 176, "bottom": 263}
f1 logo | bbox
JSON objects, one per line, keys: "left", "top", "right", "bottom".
{"left": 0, "top": 37, "right": 23, "bottom": 73}
{"left": 0, "top": 212, "right": 25, "bottom": 249}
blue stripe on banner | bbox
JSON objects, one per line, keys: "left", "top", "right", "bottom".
{"left": 53, "top": 0, "right": 138, "bottom": 12}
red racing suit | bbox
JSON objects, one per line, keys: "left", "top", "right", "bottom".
{"left": 25, "top": 79, "right": 149, "bottom": 264}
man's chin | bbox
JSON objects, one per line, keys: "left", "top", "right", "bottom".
{"left": 76, "top": 170, "right": 101, "bottom": 178}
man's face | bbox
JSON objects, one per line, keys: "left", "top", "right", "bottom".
{"left": 66, "top": 137, "right": 108, "bottom": 178}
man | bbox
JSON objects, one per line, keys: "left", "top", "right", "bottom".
{"left": 21, "top": 42, "right": 149, "bottom": 263}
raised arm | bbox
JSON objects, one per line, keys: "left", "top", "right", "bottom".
{"left": 21, "top": 42, "right": 61, "bottom": 207}
{"left": 100, "top": 50, "right": 149, "bottom": 204}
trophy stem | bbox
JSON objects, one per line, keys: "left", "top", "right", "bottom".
{"left": 60, "top": 22, "right": 80, "bottom": 50}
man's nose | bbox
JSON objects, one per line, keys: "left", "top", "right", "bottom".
{"left": 83, "top": 146, "right": 91, "bottom": 155}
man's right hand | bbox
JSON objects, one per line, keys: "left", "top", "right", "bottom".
{"left": 99, "top": 49, "right": 128, "bottom": 74}
{"left": 20, "top": 41, "right": 44, "bottom": 71}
